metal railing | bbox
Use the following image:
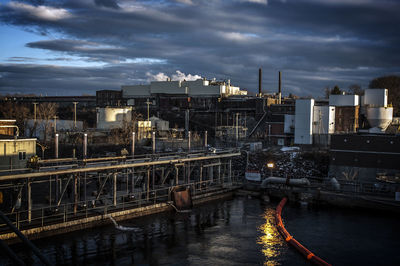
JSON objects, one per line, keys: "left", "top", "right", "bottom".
{"left": 0, "top": 179, "right": 242, "bottom": 236}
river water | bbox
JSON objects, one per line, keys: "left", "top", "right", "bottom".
{"left": 2, "top": 196, "right": 400, "bottom": 265}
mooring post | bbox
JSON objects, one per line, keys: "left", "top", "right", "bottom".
{"left": 27, "top": 179, "right": 31, "bottom": 223}
{"left": 113, "top": 172, "right": 117, "bottom": 207}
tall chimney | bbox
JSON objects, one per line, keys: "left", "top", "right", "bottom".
{"left": 258, "top": 68, "right": 262, "bottom": 96}
{"left": 278, "top": 71, "right": 282, "bottom": 104}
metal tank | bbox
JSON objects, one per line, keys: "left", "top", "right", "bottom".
{"left": 366, "top": 106, "right": 393, "bottom": 132}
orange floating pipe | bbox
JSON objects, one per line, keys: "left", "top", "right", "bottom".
{"left": 275, "top": 197, "right": 331, "bottom": 266}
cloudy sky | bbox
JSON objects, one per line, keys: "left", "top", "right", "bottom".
{"left": 0, "top": 0, "right": 399, "bottom": 96}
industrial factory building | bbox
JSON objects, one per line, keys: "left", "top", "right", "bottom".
{"left": 96, "top": 78, "right": 264, "bottom": 142}
{"left": 0, "top": 120, "right": 36, "bottom": 170}
{"left": 293, "top": 89, "right": 394, "bottom": 146}
{"left": 122, "top": 78, "right": 247, "bottom": 98}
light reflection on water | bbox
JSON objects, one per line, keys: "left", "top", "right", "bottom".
{"left": 258, "top": 208, "right": 285, "bottom": 266}
{"left": 2, "top": 197, "right": 302, "bottom": 265}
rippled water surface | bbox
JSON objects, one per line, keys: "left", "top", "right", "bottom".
{"left": 2, "top": 196, "right": 400, "bottom": 265}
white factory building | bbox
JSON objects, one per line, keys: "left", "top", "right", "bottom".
{"left": 122, "top": 78, "right": 247, "bottom": 100}
{"left": 96, "top": 107, "right": 133, "bottom": 130}
{"left": 293, "top": 89, "right": 393, "bottom": 145}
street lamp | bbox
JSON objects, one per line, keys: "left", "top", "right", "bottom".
{"left": 267, "top": 162, "right": 274, "bottom": 177}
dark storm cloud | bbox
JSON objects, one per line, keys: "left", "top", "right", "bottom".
{"left": 94, "top": 0, "right": 120, "bottom": 9}
{"left": 1, "top": 0, "right": 400, "bottom": 96}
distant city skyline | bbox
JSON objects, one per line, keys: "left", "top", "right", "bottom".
{"left": 1, "top": 0, "right": 399, "bottom": 96}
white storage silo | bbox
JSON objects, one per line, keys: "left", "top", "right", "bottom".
{"left": 366, "top": 106, "right": 393, "bottom": 133}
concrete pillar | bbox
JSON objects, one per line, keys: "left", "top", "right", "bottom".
{"left": 200, "top": 165, "right": 203, "bottom": 189}
{"left": 188, "top": 131, "right": 191, "bottom": 152}
{"left": 55, "top": 133, "right": 59, "bottom": 159}
{"left": 187, "top": 162, "right": 191, "bottom": 183}
{"left": 147, "top": 168, "right": 150, "bottom": 200}
{"left": 49, "top": 175, "right": 52, "bottom": 207}
{"left": 175, "top": 166, "right": 179, "bottom": 185}
{"left": 84, "top": 172, "right": 87, "bottom": 205}
{"left": 131, "top": 168, "right": 135, "bottom": 194}
{"left": 152, "top": 131, "right": 156, "bottom": 154}
{"left": 27, "top": 179, "right": 31, "bottom": 223}
{"left": 204, "top": 131, "right": 208, "bottom": 149}
{"left": 152, "top": 165, "right": 155, "bottom": 190}
{"left": 131, "top": 132, "right": 135, "bottom": 157}
{"left": 236, "top": 113, "right": 239, "bottom": 146}
{"left": 210, "top": 166, "right": 214, "bottom": 183}
{"left": 83, "top": 133, "right": 87, "bottom": 159}
{"left": 113, "top": 173, "right": 117, "bottom": 207}
{"left": 73, "top": 174, "right": 78, "bottom": 215}
{"left": 185, "top": 109, "right": 189, "bottom": 137}
{"left": 229, "top": 159, "right": 232, "bottom": 183}
{"left": 218, "top": 161, "right": 221, "bottom": 185}
{"left": 55, "top": 175, "right": 59, "bottom": 206}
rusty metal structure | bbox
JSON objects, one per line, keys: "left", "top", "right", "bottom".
{"left": 0, "top": 150, "right": 241, "bottom": 242}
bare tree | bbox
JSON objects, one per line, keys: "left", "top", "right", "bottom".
{"left": 369, "top": 75, "right": 400, "bottom": 116}
{"left": 0, "top": 101, "right": 30, "bottom": 136}
{"left": 348, "top": 84, "right": 364, "bottom": 96}
{"left": 109, "top": 112, "right": 143, "bottom": 145}
{"left": 324, "top": 87, "right": 331, "bottom": 99}
{"left": 38, "top": 103, "right": 58, "bottom": 143}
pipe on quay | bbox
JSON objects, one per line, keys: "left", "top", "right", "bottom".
{"left": 261, "top": 177, "right": 310, "bottom": 188}
{"left": 275, "top": 198, "right": 331, "bottom": 266}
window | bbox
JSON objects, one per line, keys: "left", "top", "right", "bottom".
{"left": 18, "top": 151, "right": 26, "bottom": 160}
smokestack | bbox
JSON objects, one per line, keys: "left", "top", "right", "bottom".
{"left": 258, "top": 68, "right": 262, "bottom": 96}
{"left": 278, "top": 71, "right": 282, "bottom": 104}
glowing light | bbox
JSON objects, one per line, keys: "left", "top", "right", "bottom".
{"left": 257, "top": 209, "right": 284, "bottom": 265}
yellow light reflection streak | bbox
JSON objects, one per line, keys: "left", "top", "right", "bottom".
{"left": 257, "top": 208, "right": 284, "bottom": 266}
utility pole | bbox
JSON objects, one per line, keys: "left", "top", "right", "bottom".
{"left": 145, "top": 99, "right": 152, "bottom": 122}
{"left": 73, "top": 102, "right": 78, "bottom": 129}
{"left": 145, "top": 99, "right": 152, "bottom": 138}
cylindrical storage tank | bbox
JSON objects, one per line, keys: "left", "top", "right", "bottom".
{"left": 97, "top": 107, "right": 132, "bottom": 130}
{"left": 366, "top": 106, "right": 393, "bottom": 131}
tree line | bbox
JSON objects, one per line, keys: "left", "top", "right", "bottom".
{"left": 325, "top": 75, "right": 400, "bottom": 116}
